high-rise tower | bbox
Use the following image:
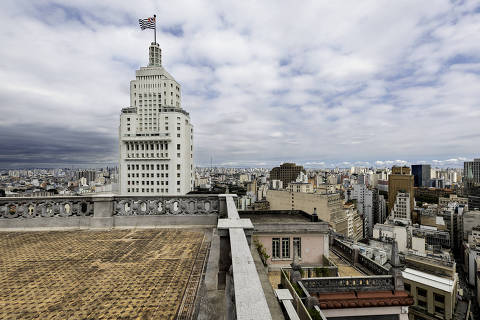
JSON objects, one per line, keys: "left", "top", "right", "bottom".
{"left": 119, "top": 42, "right": 194, "bottom": 195}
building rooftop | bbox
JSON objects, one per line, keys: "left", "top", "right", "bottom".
{"left": 240, "top": 210, "right": 314, "bottom": 223}
{"left": 0, "top": 229, "right": 208, "bottom": 319}
{"left": 402, "top": 267, "right": 456, "bottom": 293}
{"left": 328, "top": 249, "right": 365, "bottom": 277}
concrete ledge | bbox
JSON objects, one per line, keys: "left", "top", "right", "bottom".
{"left": 113, "top": 215, "right": 217, "bottom": 227}
{"left": 0, "top": 215, "right": 218, "bottom": 231}
{"left": 90, "top": 217, "right": 114, "bottom": 229}
{"left": 0, "top": 216, "right": 91, "bottom": 230}
{"left": 218, "top": 218, "right": 254, "bottom": 230}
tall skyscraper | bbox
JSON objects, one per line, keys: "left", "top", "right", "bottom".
{"left": 411, "top": 164, "right": 431, "bottom": 187}
{"left": 464, "top": 158, "right": 480, "bottom": 210}
{"left": 388, "top": 166, "right": 414, "bottom": 221}
{"left": 464, "top": 158, "right": 480, "bottom": 184}
{"left": 119, "top": 42, "right": 194, "bottom": 195}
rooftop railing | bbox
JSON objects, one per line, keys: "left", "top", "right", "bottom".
{"left": 300, "top": 275, "right": 395, "bottom": 294}
{"left": 0, "top": 194, "right": 220, "bottom": 229}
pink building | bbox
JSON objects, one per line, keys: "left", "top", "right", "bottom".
{"left": 240, "top": 210, "right": 330, "bottom": 269}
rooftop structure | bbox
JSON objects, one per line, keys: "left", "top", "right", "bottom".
{"left": 0, "top": 228, "right": 209, "bottom": 319}
{"left": 0, "top": 194, "right": 276, "bottom": 320}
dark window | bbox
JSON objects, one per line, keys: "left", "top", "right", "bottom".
{"left": 417, "top": 288, "right": 427, "bottom": 297}
{"left": 272, "top": 238, "right": 280, "bottom": 258}
{"left": 434, "top": 306, "right": 444, "bottom": 315}
{"left": 434, "top": 293, "right": 445, "bottom": 304}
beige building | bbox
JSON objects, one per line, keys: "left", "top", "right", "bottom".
{"left": 439, "top": 194, "right": 468, "bottom": 208}
{"left": 388, "top": 166, "right": 414, "bottom": 219}
{"left": 266, "top": 190, "right": 348, "bottom": 235}
{"left": 287, "top": 182, "right": 313, "bottom": 193}
{"left": 403, "top": 255, "right": 457, "bottom": 320}
{"left": 240, "top": 211, "right": 329, "bottom": 269}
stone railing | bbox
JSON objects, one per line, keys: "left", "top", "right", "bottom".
{"left": 0, "top": 195, "right": 221, "bottom": 229}
{"left": 357, "top": 253, "right": 390, "bottom": 276}
{"left": 300, "top": 275, "right": 394, "bottom": 294}
{"left": 332, "top": 238, "right": 354, "bottom": 262}
{"left": 113, "top": 195, "right": 220, "bottom": 216}
{"left": 280, "top": 268, "right": 314, "bottom": 320}
{"left": 0, "top": 196, "right": 94, "bottom": 218}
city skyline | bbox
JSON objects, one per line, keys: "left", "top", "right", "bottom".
{"left": 0, "top": 1, "right": 479, "bottom": 169}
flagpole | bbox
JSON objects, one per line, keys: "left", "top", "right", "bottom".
{"left": 154, "top": 14, "right": 156, "bottom": 44}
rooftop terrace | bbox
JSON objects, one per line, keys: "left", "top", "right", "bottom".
{"left": 0, "top": 228, "right": 209, "bottom": 319}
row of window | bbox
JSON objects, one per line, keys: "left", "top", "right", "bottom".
{"left": 272, "top": 237, "right": 301, "bottom": 259}
{"left": 127, "top": 164, "right": 173, "bottom": 171}
{"left": 405, "top": 284, "right": 446, "bottom": 316}
{"left": 134, "top": 81, "right": 179, "bottom": 90}
{"left": 127, "top": 188, "right": 183, "bottom": 193}
{"left": 126, "top": 143, "right": 169, "bottom": 151}
{"left": 127, "top": 153, "right": 169, "bottom": 158}
{"left": 128, "top": 173, "right": 168, "bottom": 178}
{"left": 127, "top": 180, "right": 181, "bottom": 186}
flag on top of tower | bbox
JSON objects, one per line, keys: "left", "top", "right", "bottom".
{"left": 139, "top": 16, "right": 156, "bottom": 30}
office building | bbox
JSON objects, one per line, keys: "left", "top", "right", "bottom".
{"left": 388, "top": 166, "right": 414, "bottom": 219}
{"left": 412, "top": 164, "right": 431, "bottom": 188}
{"left": 269, "top": 163, "right": 305, "bottom": 187}
{"left": 464, "top": 158, "right": 480, "bottom": 184}
{"left": 266, "top": 190, "right": 348, "bottom": 235}
{"left": 402, "top": 255, "right": 458, "bottom": 320}
{"left": 352, "top": 184, "right": 374, "bottom": 237}
{"left": 119, "top": 42, "right": 194, "bottom": 195}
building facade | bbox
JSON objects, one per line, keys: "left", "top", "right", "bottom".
{"left": 119, "top": 42, "right": 194, "bottom": 195}
{"left": 266, "top": 190, "right": 348, "bottom": 235}
{"left": 464, "top": 158, "right": 480, "bottom": 184}
{"left": 269, "top": 163, "right": 305, "bottom": 188}
{"left": 388, "top": 166, "right": 415, "bottom": 219}
{"left": 412, "top": 164, "right": 431, "bottom": 188}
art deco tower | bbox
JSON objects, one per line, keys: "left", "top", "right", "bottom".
{"left": 119, "top": 42, "right": 194, "bottom": 195}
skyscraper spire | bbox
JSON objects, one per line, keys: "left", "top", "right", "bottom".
{"left": 149, "top": 42, "right": 161, "bottom": 66}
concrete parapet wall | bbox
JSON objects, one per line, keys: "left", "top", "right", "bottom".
{"left": 0, "top": 195, "right": 222, "bottom": 230}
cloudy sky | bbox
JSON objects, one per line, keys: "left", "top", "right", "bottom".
{"left": 0, "top": 0, "right": 479, "bottom": 169}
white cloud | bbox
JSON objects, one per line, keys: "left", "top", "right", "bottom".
{"left": 0, "top": 0, "right": 479, "bottom": 168}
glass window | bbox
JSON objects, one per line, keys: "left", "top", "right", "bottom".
{"left": 418, "top": 300, "right": 427, "bottom": 309}
{"left": 434, "top": 293, "right": 444, "bottom": 304}
{"left": 272, "top": 238, "right": 280, "bottom": 259}
{"left": 417, "top": 288, "right": 427, "bottom": 297}
{"left": 293, "top": 237, "right": 301, "bottom": 258}
{"left": 434, "top": 306, "right": 444, "bottom": 315}
{"left": 282, "top": 238, "right": 290, "bottom": 258}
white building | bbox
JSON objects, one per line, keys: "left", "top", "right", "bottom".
{"left": 391, "top": 192, "right": 411, "bottom": 223}
{"left": 372, "top": 223, "right": 408, "bottom": 253}
{"left": 119, "top": 42, "right": 194, "bottom": 195}
{"left": 352, "top": 184, "right": 374, "bottom": 237}
{"left": 287, "top": 182, "right": 313, "bottom": 193}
